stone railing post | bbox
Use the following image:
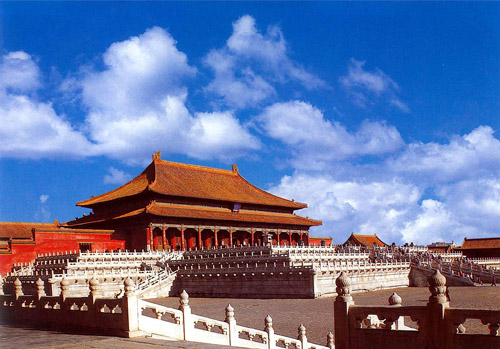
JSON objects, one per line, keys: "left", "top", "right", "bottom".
{"left": 179, "top": 290, "right": 193, "bottom": 341}
{"left": 265, "top": 315, "right": 276, "bottom": 349}
{"left": 225, "top": 304, "right": 236, "bottom": 346}
{"left": 123, "top": 278, "right": 139, "bottom": 334}
{"left": 60, "top": 277, "right": 70, "bottom": 302}
{"left": 0, "top": 274, "right": 4, "bottom": 296}
{"left": 14, "top": 277, "right": 23, "bottom": 300}
{"left": 334, "top": 272, "right": 353, "bottom": 349}
{"left": 388, "top": 292, "right": 403, "bottom": 329}
{"left": 427, "top": 270, "right": 449, "bottom": 348}
{"left": 36, "top": 278, "right": 45, "bottom": 300}
{"left": 298, "top": 324, "right": 308, "bottom": 349}
{"left": 327, "top": 331, "right": 335, "bottom": 349}
{"left": 89, "top": 277, "right": 100, "bottom": 304}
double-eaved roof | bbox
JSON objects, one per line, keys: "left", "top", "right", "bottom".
{"left": 65, "top": 157, "right": 321, "bottom": 229}
{"left": 78, "top": 158, "right": 307, "bottom": 209}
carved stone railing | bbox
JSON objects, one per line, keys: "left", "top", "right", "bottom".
{"left": 137, "top": 290, "right": 333, "bottom": 349}
{"left": 0, "top": 277, "right": 139, "bottom": 337}
{"left": 333, "top": 270, "right": 500, "bottom": 348}
{"left": 467, "top": 257, "right": 500, "bottom": 265}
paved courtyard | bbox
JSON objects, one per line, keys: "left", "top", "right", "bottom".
{"left": 1, "top": 286, "right": 499, "bottom": 348}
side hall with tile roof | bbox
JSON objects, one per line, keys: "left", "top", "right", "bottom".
{"left": 458, "top": 237, "right": 500, "bottom": 258}
{"left": 343, "top": 233, "right": 389, "bottom": 248}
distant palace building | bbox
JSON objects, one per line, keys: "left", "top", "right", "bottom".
{"left": 458, "top": 237, "right": 500, "bottom": 258}
{"left": 343, "top": 233, "right": 389, "bottom": 249}
{"left": 63, "top": 152, "right": 322, "bottom": 251}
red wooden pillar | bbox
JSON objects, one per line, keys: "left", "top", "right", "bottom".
{"left": 277, "top": 231, "right": 280, "bottom": 246}
{"left": 214, "top": 229, "right": 218, "bottom": 248}
{"left": 146, "top": 227, "right": 151, "bottom": 251}
{"left": 198, "top": 228, "right": 202, "bottom": 249}
{"left": 300, "top": 232, "right": 303, "bottom": 246}
{"left": 181, "top": 227, "right": 185, "bottom": 250}
{"left": 306, "top": 233, "right": 310, "bottom": 246}
{"left": 289, "top": 231, "right": 292, "bottom": 245}
{"left": 229, "top": 230, "right": 233, "bottom": 247}
{"left": 162, "top": 226, "right": 166, "bottom": 250}
{"left": 251, "top": 230, "right": 254, "bottom": 246}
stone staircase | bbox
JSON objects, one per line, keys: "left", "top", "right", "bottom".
{"left": 2, "top": 250, "right": 184, "bottom": 299}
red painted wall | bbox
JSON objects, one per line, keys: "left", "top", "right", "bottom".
{"left": 309, "top": 237, "right": 333, "bottom": 246}
{"left": 0, "top": 231, "right": 125, "bottom": 274}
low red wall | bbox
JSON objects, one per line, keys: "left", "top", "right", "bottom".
{"left": 0, "top": 231, "right": 125, "bottom": 274}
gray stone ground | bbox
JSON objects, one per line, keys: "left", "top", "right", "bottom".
{"left": 0, "top": 325, "right": 246, "bottom": 349}
{"left": 1, "top": 286, "right": 499, "bottom": 348}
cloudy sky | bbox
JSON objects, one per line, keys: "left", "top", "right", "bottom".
{"left": 1, "top": 2, "right": 500, "bottom": 245}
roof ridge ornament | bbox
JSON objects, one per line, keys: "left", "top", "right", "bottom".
{"left": 153, "top": 151, "right": 162, "bottom": 161}
{"left": 232, "top": 164, "right": 238, "bottom": 174}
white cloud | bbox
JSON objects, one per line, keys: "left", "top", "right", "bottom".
{"left": 267, "top": 123, "right": 500, "bottom": 245}
{"left": 400, "top": 200, "right": 473, "bottom": 245}
{"left": 389, "top": 126, "right": 500, "bottom": 183}
{"left": 269, "top": 173, "right": 421, "bottom": 244}
{"left": 204, "top": 15, "right": 324, "bottom": 108}
{"left": 103, "top": 167, "right": 132, "bottom": 185}
{"left": 258, "top": 100, "right": 403, "bottom": 170}
{"left": 81, "top": 26, "right": 196, "bottom": 114}
{"left": 39, "top": 194, "right": 49, "bottom": 204}
{"left": 0, "top": 92, "right": 96, "bottom": 159}
{"left": 0, "top": 51, "right": 96, "bottom": 159}
{"left": 340, "top": 59, "right": 409, "bottom": 112}
{"left": 35, "top": 193, "right": 51, "bottom": 222}
{"left": 436, "top": 179, "right": 500, "bottom": 234}
{"left": 76, "top": 27, "right": 260, "bottom": 164}
{"left": 0, "top": 51, "right": 40, "bottom": 92}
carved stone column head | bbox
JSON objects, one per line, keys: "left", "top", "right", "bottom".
{"left": 428, "top": 269, "right": 447, "bottom": 303}
{"left": 388, "top": 292, "right": 402, "bottom": 306}
{"left": 225, "top": 304, "right": 234, "bottom": 322}
{"left": 265, "top": 314, "right": 273, "bottom": 330}
{"left": 60, "top": 277, "right": 70, "bottom": 300}
{"left": 298, "top": 324, "right": 307, "bottom": 340}
{"left": 335, "top": 272, "right": 352, "bottom": 302}
{"left": 179, "top": 290, "right": 189, "bottom": 308}
{"left": 327, "top": 332, "right": 335, "bottom": 349}
{"left": 14, "top": 277, "right": 23, "bottom": 299}
{"left": 124, "top": 277, "right": 135, "bottom": 297}
{"left": 36, "top": 278, "right": 45, "bottom": 299}
{"left": 89, "top": 277, "right": 99, "bottom": 299}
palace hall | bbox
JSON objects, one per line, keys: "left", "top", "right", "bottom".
{"left": 62, "top": 152, "right": 322, "bottom": 252}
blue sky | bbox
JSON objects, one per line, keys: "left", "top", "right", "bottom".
{"left": 1, "top": 2, "right": 500, "bottom": 245}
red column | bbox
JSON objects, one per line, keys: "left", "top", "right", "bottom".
{"left": 181, "top": 227, "right": 185, "bottom": 250}
{"left": 277, "top": 232, "right": 280, "bottom": 246}
{"left": 198, "top": 228, "right": 202, "bottom": 249}
{"left": 306, "top": 233, "right": 310, "bottom": 246}
{"left": 229, "top": 230, "right": 233, "bottom": 247}
{"left": 289, "top": 231, "right": 292, "bottom": 246}
{"left": 214, "top": 229, "right": 218, "bottom": 248}
{"left": 162, "top": 226, "right": 166, "bottom": 250}
{"left": 251, "top": 230, "right": 254, "bottom": 246}
{"left": 146, "top": 227, "right": 151, "bottom": 251}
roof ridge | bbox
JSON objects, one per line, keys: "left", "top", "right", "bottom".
{"left": 155, "top": 159, "right": 236, "bottom": 176}
{"left": 235, "top": 172, "right": 307, "bottom": 209}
